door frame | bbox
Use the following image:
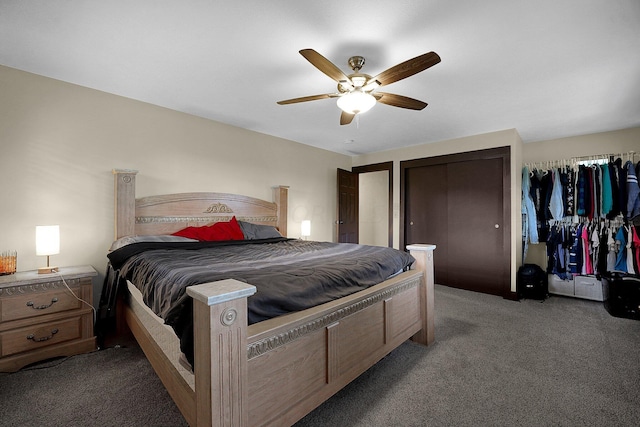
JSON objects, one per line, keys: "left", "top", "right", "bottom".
{"left": 399, "top": 147, "right": 512, "bottom": 298}
{"left": 353, "top": 161, "right": 393, "bottom": 248}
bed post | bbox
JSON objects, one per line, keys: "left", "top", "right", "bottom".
{"left": 186, "top": 280, "right": 257, "bottom": 427}
{"left": 407, "top": 244, "right": 436, "bottom": 345}
{"left": 273, "top": 185, "right": 289, "bottom": 237}
{"left": 113, "top": 169, "right": 138, "bottom": 239}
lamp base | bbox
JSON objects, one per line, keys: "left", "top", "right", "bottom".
{"left": 38, "top": 266, "right": 58, "bottom": 274}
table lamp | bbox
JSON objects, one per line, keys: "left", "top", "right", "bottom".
{"left": 36, "top": 225, "right": 59, "bottom": 274}
{"left": 301, "top": 220, "right": 311, "bottom": 240}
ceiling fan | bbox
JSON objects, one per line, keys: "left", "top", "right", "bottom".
{"left": 277, "top": 49, "right": 441, "bottom": 125}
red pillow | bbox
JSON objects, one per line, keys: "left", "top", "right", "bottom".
{"left": 172, "top": 216, "right": 244, "bottom": 241}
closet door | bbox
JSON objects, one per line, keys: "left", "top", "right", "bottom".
{"left": 447, "top": 157, "right": 505, "bottom": 294}
{"left": 405, "top": 164, "right": 449, "bottom": 284}
{"left": 401, "top": 147, "right": 510, "bottom": 297}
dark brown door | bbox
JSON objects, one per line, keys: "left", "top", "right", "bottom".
{"left": 405, "top": 164, "right": 450, "bottom": 284}
{"left": 337, "top": 169, "right": 358, "bottom": 243}
{"left": 402, "top": 147, "right": 510, "bottom": 297}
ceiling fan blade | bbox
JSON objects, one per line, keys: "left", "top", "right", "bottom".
{"left": 375, "top": 92, "right": 428, "bottom": 110}
{"left": 340, "top": 111, "right": 355, "bottom": 125}
{"left": 300, "top": 49, "right": 351, "bottom": 83}
{"left": 277, "top": 94, "right": 332, "bottom": 105}
{"left": 371, "top": 52, "right": 441, "bottom": 87}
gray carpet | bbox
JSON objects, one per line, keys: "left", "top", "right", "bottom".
{"left": 0, "top": 342, "right": 186, "bottom": 427}
{"left": 1, "top": 285, "right": 639, "bottom": 426}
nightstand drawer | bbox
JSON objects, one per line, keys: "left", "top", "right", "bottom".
{"left": 0, "top": 289, "right": 82, "bottom": 322}
{"left": 0, "top": 317, "right": 82, "bottom": 357}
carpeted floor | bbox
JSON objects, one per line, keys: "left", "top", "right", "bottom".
{"left": 1, "top": 284, "right": 639, "bottom": 426}
{"left": 0, "top": 342, "right": 186, "bottom": 427}
{"left": 296, "top": 286, "right": 640, "bottom": 426}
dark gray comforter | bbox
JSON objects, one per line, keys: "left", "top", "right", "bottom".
{"left": 105, "top": 238, "right": 415, "bottom": 365}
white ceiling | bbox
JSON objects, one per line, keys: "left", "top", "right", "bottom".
{"left": 1, "top": 1, "right": 639, "bottom": 156}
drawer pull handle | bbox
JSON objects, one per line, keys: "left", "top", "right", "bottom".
{"left": 26, "top": 328, "right": 59, "bottom": 342}
{"left": 26, "top": 297, "right": 58, "bottom": 310}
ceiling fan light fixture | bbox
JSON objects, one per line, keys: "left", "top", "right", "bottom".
{"left": 351, "top": 75, "right": 367, "bottom": 88}
{"left": 361, "top": 79, "right": 381, "bottom": 92}
{"left": 336, "top": 90, "right": 376, "bottom": 114}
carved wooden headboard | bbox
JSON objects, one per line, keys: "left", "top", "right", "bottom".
{"left": 113, "top": 169, "right": 288, "bottom": 239}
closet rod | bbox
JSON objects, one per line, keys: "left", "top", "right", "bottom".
{"left": 570, "top": 150, "right": 635, "bottom": 163}
{"left": 524, "top": 151, "right": 636, "bottom": 168}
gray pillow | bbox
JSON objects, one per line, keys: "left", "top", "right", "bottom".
{"left": 238, "top": 221, "right": 282, "bottom": 240}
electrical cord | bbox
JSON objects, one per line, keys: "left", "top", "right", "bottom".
{"left": 56, "top": 271, "right": 97, "bottom": 325}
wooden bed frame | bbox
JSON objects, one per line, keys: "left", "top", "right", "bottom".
{"left": 112, "top": 169, "right": 436, "bottom": 427}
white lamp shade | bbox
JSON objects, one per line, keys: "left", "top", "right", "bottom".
{"left": 301, "top": 220, "right": 311, "bottom": 237}
{"left": 336, "top": 91, "right": 376, "bottom": 114}
{"left": 36, "top": 225, "right": 60, "bottom": 256}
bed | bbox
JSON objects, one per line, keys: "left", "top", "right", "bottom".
{"left": 108, "top": 169, "right": 436, "bottom": 427}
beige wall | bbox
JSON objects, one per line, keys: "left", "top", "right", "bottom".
{"left": 522, "top": 127, "right": 640, "bottom": 267}
{"left": 0, "top": 65, "right": 351, "bottom": 303}
{"left": 522, "top": 127, "right": 639, "bottom": 164}
{"left": 353, "top": 128, "right": 524, "bottom": 292}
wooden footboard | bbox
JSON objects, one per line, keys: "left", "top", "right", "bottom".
{"left": 181, "top": 244, "right": 435, "bottom": 427}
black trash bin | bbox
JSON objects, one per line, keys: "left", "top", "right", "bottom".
{"left": 517, "top": 264, "right": 548, "bottom": 300}
{"left": 602, "top": 272, "right": 640, "bottom": 320}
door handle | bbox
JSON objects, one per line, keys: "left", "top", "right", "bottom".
{"left": 495, "top": 224, "right": 500, "bottom": 229}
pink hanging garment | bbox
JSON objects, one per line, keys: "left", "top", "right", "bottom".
{"left": 628, "top": 226, "right": 637, "bottom": 274}
{"left": 582, "top": 225, "right": 593, "bottom": 275}
{"left": 633, "top": 226, "right": 640, "bottom": 273}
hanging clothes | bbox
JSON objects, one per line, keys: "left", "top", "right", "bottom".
{"left": 592, "top": 165, "right": 601, "bottom": 219}
{"left": 540, "top": 171, "right": 553, "bottom": 241}
{"left": 615, "top": 158, "right": 628, "bottom": 217}
{"left": 524, "top": 155, "right": 637, "bottom": 280}
{"left": 608, "top": 160, "right": 621, "bottom": 219}
{"left": 627, "top": 226, "right": 636, "bottom": 275}
{"left": 625, "top": 160, "right": 640, "bottom": 219}
{"left": 546, "top": 225, "right": 569, "bottom": 279}
{"left": 529, "top": 169, "right": 544, "bottom": 241}
{"left": 606, "top": 226, "right": 617, "bottom": 272}
{"left": 521, "top": 166, "right": 539, "bottom": 261}
{"left": 597, "top": 225, "right": 609, "bottom": 274}
{"left": 568, "top": 224, "right": 582, "bottom": 275}
{"left": 586, "top": 166, "right": 595, "bottom": 219}
{"left": 562, "top": 166, "right": 575, "bottom": 217}
{"left": 581, "top": 224, "right": 592, "bottom": 275}
{"left": 601, "top": 164, "right": 613, "bottom": 217}
{"left": 591, "top": 225, "right": 601, "bottom": 275}
{"left": 614, "top": 225, "right": 628, "bottom": 273}
{"left": 549, "top": 168, "right": 564, "bottom": 220}
{"left": 632, "top": 226, "right": 640, "bottom": 273}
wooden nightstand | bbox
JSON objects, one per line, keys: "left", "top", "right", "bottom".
{"left": 0, "top": 265, "right": 97, "bottom": 372}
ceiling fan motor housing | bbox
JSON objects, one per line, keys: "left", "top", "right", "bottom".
{"left": 348, "top": 56, "right": 366, "bottom": 72}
